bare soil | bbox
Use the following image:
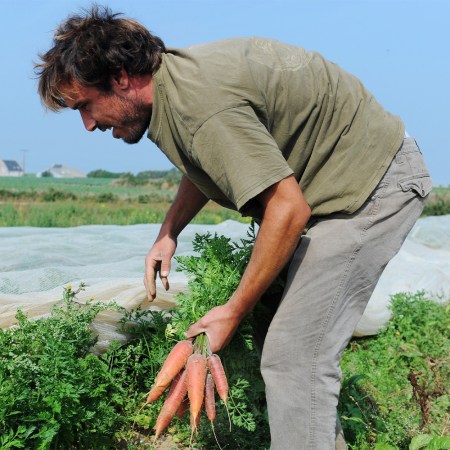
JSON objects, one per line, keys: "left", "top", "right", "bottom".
{"left": 116, "top": 431, "right": 193, "bottom": 450}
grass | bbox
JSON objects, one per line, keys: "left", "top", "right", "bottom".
{"left": 0, "top": 177, "right": 448, "bottom": 227}
{"left": 0, "top": 201, "right": 246, "bottom": 227}
{"left": 0, "top": 175, "right": 177, "bottom": 201}
{"left": 0, "top": 176, "right": 249, "bottom": 226}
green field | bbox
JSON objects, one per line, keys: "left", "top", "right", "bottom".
{"left": 0, "top": 175, "right": 177, "bottom": 199}
{"left": 0, "top": 176, "right": 448, "bottom": 227}
{"left": 0, "top": 175, "right": 248, "bottom": 226}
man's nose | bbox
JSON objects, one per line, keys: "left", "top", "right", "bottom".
{"left": 79, "top": 110, "right": 97, "bottom": 132}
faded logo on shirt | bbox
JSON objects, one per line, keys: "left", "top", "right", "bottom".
{"left": 250, "top": 38, "right": 312, "bottom": 71}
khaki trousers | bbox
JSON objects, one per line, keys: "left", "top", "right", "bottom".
{"left": 259, "top": 138, "right": 431, "bottom": 449}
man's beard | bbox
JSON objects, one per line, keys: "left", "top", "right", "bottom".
{"left": 110, "top": 95, "right": 152, "bottom": 144}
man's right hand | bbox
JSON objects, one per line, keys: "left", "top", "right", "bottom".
{"left": 144, "top": 234, "right": 177, "bottom": 301}
{"left": 143, "top": 176, "right": 209, "bottom": 301}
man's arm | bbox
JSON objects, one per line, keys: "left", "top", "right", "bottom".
{"left": 144, "top": 175, "right": 209, "bottom": 300}
{"left": 185, "top": 175, "right": 311, "bottom": 352}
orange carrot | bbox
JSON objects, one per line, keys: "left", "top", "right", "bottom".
{"left": 146, "top": 384, "right": 167, "bottom": 404}
{"left": 204, "top": 373, "right": 216, "bottom": 422}
{"left": 208, "top": 353, "right": 231, "bottom": 431}
{"left": 175, "top": 395, "right": 189, "bottom": 418}
{"left": 190, "top": 405, "right": 202, "bottom": 430}
{"left": 205, "top": 372, "right": 223, "bottom": 449}
{"left": 189, "top": 403, "right": 202, "bottom": 448}
{"left": 167, "top": 370, "right": 186, "bottom": 397}
{"left": 207, "top": 354, "right": 228, "bottom": 405}
{"left": 186, "top": 352, "right": 207, "bottom": 431}
{"left": 153, "top": 368, "right": 188, "bottom": 441}
{"left": 146, "top": 339, "right": 193, "bottom": 403}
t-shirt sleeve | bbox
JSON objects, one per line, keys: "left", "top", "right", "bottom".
{"left": 188, "top": 106, "right": 294, "bottom": 211}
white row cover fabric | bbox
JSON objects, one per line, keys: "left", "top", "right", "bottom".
{"left": 1, "top": 216, "right": 448, "bottom": 348}
{"left": 354, "top": 214, "right": 450, "bottom": 335}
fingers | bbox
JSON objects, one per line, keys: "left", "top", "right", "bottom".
{"left": 144, "top": 235, "right": 177, "bottom": 301}
{"left": 185, "top": 322, "right": 217, "bottom": 352}
{"left": 185, "top": 321, "right": 205, "bottom": 340}
{"left": 144, "top": 264, "right": 157, "bottom": 301}
{"left": 144, "top": 250, "right": 172, "bottom": 301}
{"left": 159, "top": 255, "right": 171, "bottom": 292}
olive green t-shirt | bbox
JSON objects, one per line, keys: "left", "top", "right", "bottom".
{"left": 148, "top": 38, "right": 404, "bottom": 218}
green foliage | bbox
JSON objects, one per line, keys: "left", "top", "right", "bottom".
{"left": 171, "top": 228, "right": 255, "bottom": 332}
{"left": 338, "top": 292, "right": 450, "bottom": 449}
{"left": 0, "top": 203, "right": 18, "bottom": 226}
{"left": 0, "top": 176, "right": 175, "bottom": 200}
{"left": 0, "top": 285, "right": 126, "bottom": 449}
{"left": 96, "top": 192, "right": 117, "bottom": 203}
{"left": 0, "top": 228, "right": 448, "bottom": 449}
{"left": 116, "top": 173, "right": 150, "bottom": 187}
{"left": 41, "top": 188, "right": 77, "bottom": 202}
{"left": 422, "top": 197, "right": 450, "bottom": 216}
{"left": 102, "top": 308, "right": 176, "bottom": 436}
{"left": 0, "top": 175, "right": 248, "bottom": 226}
{"left": 86, "top": 168, "right": 182, "bottom": 181}
{"left": 1, "top": 175, "right": 446, "bottom": 227}
{"left": 87, "top": 169, "right": 125, "bottom": 178}
{"left": 409, "top": 434, "right": 450, "bottom": 450}
{"left": 0, "top": 202, "right": 245, "bottom": 227}
{"left": 136, "top": 168, "right": 182, "bottom": 182}
{"left": 144, "top": 223, "right": 271, "bottom": 448}
{"left": 421, "top": 189, "right": 450, "bottom": 216}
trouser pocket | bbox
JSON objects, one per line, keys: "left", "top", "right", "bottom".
{"left": 396, "top": 138, "right": 432, "bottom": 199}
{"left": 399, "top": 174, "right": 432, "bottom": 198}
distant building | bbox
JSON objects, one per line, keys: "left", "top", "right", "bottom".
{"left": 37, "top": 164, "right": 87, "bottom": 178}
{"left": 0, "top": 160, "right": 24, "bottom": 177}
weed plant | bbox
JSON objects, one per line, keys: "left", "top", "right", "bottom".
{"left": 339, "top": 292, "right": 450, "bottom": 450}
{"left": 0, "top": 285, "right": 126, "bottom": 449}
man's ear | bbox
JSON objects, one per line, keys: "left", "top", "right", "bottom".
{"left": 111, "top": 68, "right": 130, "bottom": 92}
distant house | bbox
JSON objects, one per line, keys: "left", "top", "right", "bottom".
{"left": 0, "top": 160, "right": 24, "bottom": 177}
{"left": 37, "top": 164, "right": 87, "bottom": 178}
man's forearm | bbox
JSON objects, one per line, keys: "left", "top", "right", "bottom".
{"left": 184, "top": 176, "right": 310, "bottom": 352}
{"left": 228, "top": 176, "right": 311, "bottom": 318}
{"left": 158, "top": 175, "right": 209, "bottom": 239}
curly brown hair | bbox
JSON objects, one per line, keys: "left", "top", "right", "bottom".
{"left": 35, "top": 4, "right": 166, "bottom": 111}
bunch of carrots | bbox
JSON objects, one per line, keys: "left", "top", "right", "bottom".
{"left": 145, "top": 333, "right": 230, "bottom": 445}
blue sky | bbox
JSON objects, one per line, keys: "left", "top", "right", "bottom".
{"left": 2, "top": 0, "right": 449, "bottom": 185}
